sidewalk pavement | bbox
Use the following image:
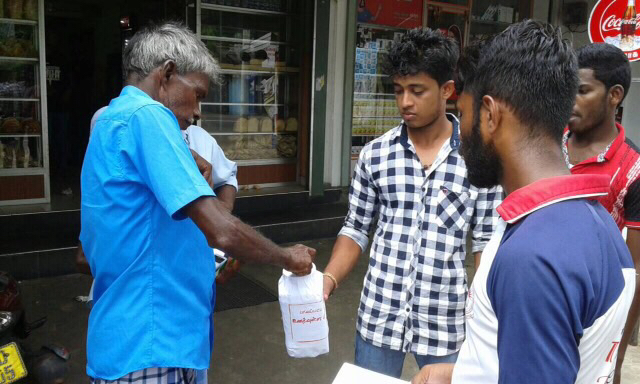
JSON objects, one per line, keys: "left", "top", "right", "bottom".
{"left": 17, "top": 237, "right": 640, "bottom": 383}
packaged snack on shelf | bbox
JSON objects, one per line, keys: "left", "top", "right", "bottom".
{"left": 260, "top": 117, "right": 273, "bottom": 133}
{"left": 285, "top": 117, "right": 298, "bottom": 132}
{"left": 23, "top": 0, "right": 37, "bottom": 20}
{"left": 7, "top": 0, "right": 23, "bottom": 19}
{"left": 1, "top": 117, "right": 21, "bottom": 134}
{"left": 22, "top": 119, "right": 40, "bottom": 134}
{"left": 233, "top": 117, "right": 248, "bottom": 133}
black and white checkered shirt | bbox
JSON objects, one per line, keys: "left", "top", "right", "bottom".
{"left": 340, "top": 114, "right": 502, "bottom": 356}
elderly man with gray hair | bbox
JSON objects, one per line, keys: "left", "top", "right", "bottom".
{"left": 80, "top": 22, "right": 315, "bottom": 384}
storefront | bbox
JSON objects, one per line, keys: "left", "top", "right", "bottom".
{"left": 186, "top": 0, "right": 315, "bottom": 189}
{"left": 2, "top": 0, "right": 640, "bottom": 206}
{"left": 0, "top": 0, "right": 316, "bottom": 206}
{"left": 0, "top": 0, "right": 194, "bottom": 206}
{"left": 0, "top": 0, "right": 47, "bottom": 205}
{"left": 333, "top": 0, "right": 640, "bottom": 182}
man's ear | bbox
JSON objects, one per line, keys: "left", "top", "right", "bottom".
{"left": 482, "top": 95, "right": 502, "bottom": 138}
{"left": 441, "top": 80, "right": 455, "bottom": 100}
{"left": 610, "top": 85, "right": 625, "bottom": 108}
{"left": 159, "top": 60, "right": 177, "bottom": 87}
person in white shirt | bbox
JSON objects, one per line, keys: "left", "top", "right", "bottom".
{"left": 182, "top": 124, "right": 237, "bottom": 210}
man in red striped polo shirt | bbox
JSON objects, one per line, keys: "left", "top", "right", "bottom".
{"left": 565, "top": 42, "right": 640, "bottom": 384}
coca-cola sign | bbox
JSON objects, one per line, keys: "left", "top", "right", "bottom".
{"left": 589, "top": 0, "right": 640, "bottom": 62}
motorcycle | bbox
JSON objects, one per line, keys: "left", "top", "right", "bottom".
{"left": 0, "top": 271, "right": 69, "bottom": 383}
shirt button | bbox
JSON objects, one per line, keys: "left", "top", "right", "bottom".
{"left": 406, "top": 307, "right": 410, "bottom": 312}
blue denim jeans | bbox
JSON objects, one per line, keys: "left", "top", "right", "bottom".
{"left": 354, "top": 333, "right": 459, "bottom": 379}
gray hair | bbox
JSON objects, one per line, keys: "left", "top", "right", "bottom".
{"left": 123, "top": 22, "right": 220, "bottom": 84}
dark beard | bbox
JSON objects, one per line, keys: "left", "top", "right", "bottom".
{"left": 459, "top": 115, "right": 502, "bottom": 189}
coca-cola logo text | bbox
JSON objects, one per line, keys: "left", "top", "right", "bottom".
{"left": 601, "top": 14, "right": 640, "bottom": 32}
{"left": 589, "top": 0, "right": 640, "bottom": 62}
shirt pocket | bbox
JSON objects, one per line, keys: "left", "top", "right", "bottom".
{"left": 434, "top": 184, "right": 471, "bottom": 231}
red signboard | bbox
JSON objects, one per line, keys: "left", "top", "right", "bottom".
{"left": 357, "top": 0, "right": 423, "bottom": 29}
{"left": 589, "top": 0, "right": 640, "bottom": 61}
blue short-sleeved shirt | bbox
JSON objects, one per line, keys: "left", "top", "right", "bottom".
{"left": 80, "top": 86, "right": 216, "bottom": 380}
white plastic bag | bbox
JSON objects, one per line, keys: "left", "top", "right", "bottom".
{"left": 278, "top": 264, "right": 329, "bottom": 358}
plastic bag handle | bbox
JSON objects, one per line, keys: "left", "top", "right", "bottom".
{"left": 282, "top": 263, "right": 316, "bottom": 277}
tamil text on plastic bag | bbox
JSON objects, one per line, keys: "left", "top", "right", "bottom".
{"left": 278, "top": 264, "right": 329, "bottom": 358}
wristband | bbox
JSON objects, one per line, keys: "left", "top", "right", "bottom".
{"left": 323, "top": 272, "right": 339, "bottom": 291}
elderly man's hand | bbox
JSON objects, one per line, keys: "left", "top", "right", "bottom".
{"left": 190, "top": 149, "right": 214, "bottom": 189}
{"left": 412, "top": 363, "right": 455, "bottom": 384}
{"left": 284, "top": 244, "right": 316, "bottom": 275}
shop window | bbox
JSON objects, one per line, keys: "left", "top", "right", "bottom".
{"left": 0, "top": 0, "right": 48, "bottom": 205}
{"left": 188, "top": 0, "right": 312, "bottom": 187}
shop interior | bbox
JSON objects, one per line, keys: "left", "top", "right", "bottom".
{"left": 44, "top": 0, "right": 185, "bottom": 205}
{"left": 0, "top": 0, "right": 314, "bottom": 209}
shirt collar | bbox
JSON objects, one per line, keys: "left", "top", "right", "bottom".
{"left": 449, "top": 114, "right": 460, "bottom": 149}
{"left": 391, "top": 113, "right": 460, "bottom": 150}
{"left": 121, "top": 85, "right": 154, "bottom": 100}
{"left": 497, "top": 174, "right": 610, "bottom": 224}
{"left": 563, "top": 123, "right": 626, "bottom": 166}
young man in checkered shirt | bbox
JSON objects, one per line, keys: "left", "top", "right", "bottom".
{"left": 322, "top": 29, "right": 502, "bottom": 378}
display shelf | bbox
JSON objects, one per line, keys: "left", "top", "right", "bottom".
{"left": 354, "top": 92, "right": 395, "bottom": 97}
{"left": 350, "top": 21, "right": 406, "bottom": 159}
{"left": 0, "top": 133, "right": 41, "bottom": 137}
{"left": 0, "top": 56, "right": 37, "bottom": 62}
{"left": 208, "top": 131, "right": 297, "bottom": 136}
{"left": 0, "top": 98, "right": 40, "bottom": 102}
{"left": 427, "top": 1, "right": 470, "bottom": 10}
{"left": 357, "top": 22, "right": 403, "bottom": 31}
{"left": 192, "top": 0, "right": 305, "bottom": 175}
{"left": 200, "top": 2, "right": 288, "bottom": 16}
{"left": 356, "top": 47, "right": 389, "bottom": 54}
{"left": 219, "top": 64, "right": 300, "bottom": 73}
{"left": 469, "top": 0, "right": 532, "bottom": 42}
{"left": 201, "top": 102, "right": 284, "bottom": 107}
{"left": 0, "top": 0, "right": 49, "bottom": 205}
{"left": 354, "top": 73, "right": 388, "bottom": 77}
{"left": 0, "top": 18, "right": 37, "bottom": 26}
{"left": 236, "top": 158, "right": 296, "bottom": 166}
{"left": 353, "top": 116, "right": 399, "bottom": 119}
{"left": 201, "top": 35, "right": 288, "bottom": 46}
{"left": 470, "top": 18, "right": 512, "bottom": 27}
{"left": 0, "top": 167, "right": 45, "bottom": 176}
